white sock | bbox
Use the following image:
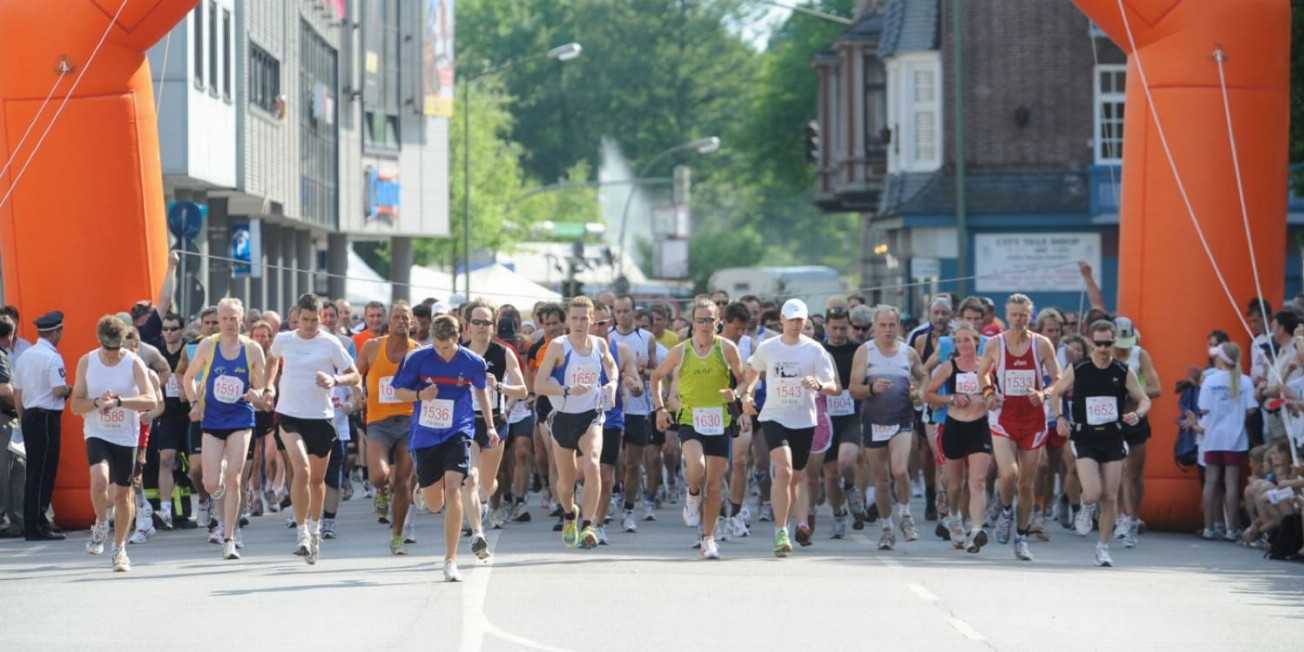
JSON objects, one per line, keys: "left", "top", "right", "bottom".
{"left": 161, "top": 502, "right": 171, "bottom": 516}
{"left": 308, "top": 520, "right": 321, "bottom": 535}
{"left": 298, "top": 523, "right": 309, "bottom": 536}
{"left": 950, "top": 511, "right": 963, "bottom": 523}
{"left": 865, "top": 487, "right": 877, "bottom": 504}
{"left": 883, "top": 516, "right": 895, "bottom": 531}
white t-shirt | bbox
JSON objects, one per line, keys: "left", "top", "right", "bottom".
{"left": 750, "top": 334, "right": 835, "bottom": 429}
{"left": 271, "top": 330, "right": 354, "bottom": 420}
{"left": 1198, "top": 369, "right": 1255, "bottom": 453}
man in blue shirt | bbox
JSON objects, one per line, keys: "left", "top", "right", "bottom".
{"left": 392, "top": 314, "right": 497, "bottom": 582}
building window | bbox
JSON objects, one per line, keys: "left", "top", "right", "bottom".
{"left": 362, "top": 0, "right": 402, "bottom": 152}
{"left": 863, "top": 55, "right": 887, "bottom": 155}
{"left": 1094, "top": 64, "right": 1126, "bottom": 164}
{"left": 207, "top": 1, "right": 218, "bottom": 94}
{"left": 192, "top": 5, "right": 203, "bottom": 89}
{"left": 892, "top": 57, "right": 943, "bottom": 172}
{"left": 300, "top": 20, "right": 339, "bottom": 229}
{"left": 249, "top": 43, "right": 280, "bottom": 115}
{"left": 222, "top": 8, "right": 232, "bottom": 101}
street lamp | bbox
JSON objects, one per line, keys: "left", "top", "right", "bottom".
{"left": 616, "top": 136, "right": 720, "bottom": 282}
{"left": 461, "top": 42, "right": 582, "bottom": 298}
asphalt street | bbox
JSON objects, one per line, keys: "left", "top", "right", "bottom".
{"left": 2, "top": 488, "right": 1302, "bottom": 651}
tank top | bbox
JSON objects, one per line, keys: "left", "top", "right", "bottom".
{"left": 160, "top": 342, "right": 188, "bottom": 415}
{"left": 605, "top": 338, "right": 625, "bottom": 431}
{"left": 862, "top": 340, "right": 914, "bottom": 430}
{"left": 1120, "top": 346, "right": 1146, "bottom": 392}
{"left": 83, "top": 350, "right": 142, "bottom": 447}
{"left": 608, "top": 327, "right": 654, "bottom": 415}
{"left": 366, "top": 335, "right": 416, "bottom": 424}
{"left": 202, "top": 337, "right": 257, "bottom": 430}
{"left": 1070, "top": 358, "right": 1129, "bottom": 435}
{"left": 994, "top": 332, "right": 1045, "bottom": 425}
{"left": 550, "top": 336, "right": 608, "bottom": 414}
{"left": 471, "top": 340, "right": 507, "bottom": 419}
{"left": 677, "top": 337, "right": 732, "bottom": 430}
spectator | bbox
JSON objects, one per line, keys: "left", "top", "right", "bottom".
{"left": 12, "top": 310, "right": 69, "bottom": 540}
{"left": 1198, "top": 342, "right": 1256, "bottom": 541}
{"left": 0, "top": 315, "right": 22, "bottom": 537}
{"left": 1, "top": 305, "right": 32, "bottom": 363}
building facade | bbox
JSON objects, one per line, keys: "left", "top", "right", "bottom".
{"left": 814, "top": 0, "right": 1304, "bottom": 316}
{"left": 149, "top": 0, "right": 450, "bottom": 318}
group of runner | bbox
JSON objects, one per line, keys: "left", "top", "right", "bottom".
{"left": 68, "top": 263, "right": 1170, "bottom": 578}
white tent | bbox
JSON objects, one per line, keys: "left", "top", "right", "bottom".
{"left": 346, "top": 251, "right": 559, "bottom": 309}
{"left": 346, "top": 248, "right": 390, "bottom": 306}
{"left": 464, "top": 263, "right": 562, "bottom": 308}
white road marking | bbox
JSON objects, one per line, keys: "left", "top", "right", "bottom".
{"left": 460, "top": 529, "right": 578, "bottom": 652}
{"left": 948, "top": 617, "right": 986, "bottom": 641}
{"left": 908, "top": 582, "right": 939, "bottom": 602}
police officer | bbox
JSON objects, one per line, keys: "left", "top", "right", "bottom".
{"left": 13, "top": 310, "right": 70, "bottom": 540}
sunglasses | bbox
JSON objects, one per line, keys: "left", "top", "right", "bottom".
{"left": 1093, "top": 340, "right": 1115, "bottom": 348}
{"left": 162, "top": 326, "right": 182, "bottom": 332}
{"left": 1065, "top": 321, "right": 1079, "bottom": 327}
{"left": 852, "top": 324, "right": 870, "bottom": 331}
{"left": 714, "top": 301, "right": 728, "bottom": 307}
{"left": 593, "top": 319, "right": 612, "bottom": 327}
{"left": 693, "top": 317, "right": 714, "bottom": 324}
{"left": 469, "top": 319, "right": 494, "bottom": 327}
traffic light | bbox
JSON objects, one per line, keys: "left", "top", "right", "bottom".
{"left": 805, "top": 120, "right": 821, "bottom": 164}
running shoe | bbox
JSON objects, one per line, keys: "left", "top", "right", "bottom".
{"left": 233, "top": 527, "right": 244, "bottom": 549}
{"left": 936, "top": 520, "right": 951, "bottom": 541}
{"left": 222, "top": 538, "right": 240, "bottom": 560}
{"left": 773, "top": 529, "right": 793, "bottom": 557}
{"left": 728, "top": 514, "right": 749, "bottom": 538}
{"left": 1113, "top": 513, "right": 1128, "bottom": 540}
{"left": 321, "top": 518, "right": 337, "bottom": 540}
{"left": 562, "top": 518, "right": 579, "bottom": 548}
{"left": 682, "top": 491, "right": 702, "bottom": 528}
{"left": 198, "top": 497, "right": 212, "bottom": 529}
{"left": 293, "top": 531, "right": 310, "bottom": 556}
{"left": 949, "top": 518, "right": 967, "bottom": 549}
{"left": 795, "top": 523, "right": 813, "bottom": 547}
{"left": 402, "top": 519, "right": 417, "bottom": 544}
{"left": 128, "top": 528, "right": 149, "bottom": 544}
{"left": 1223, "top": 528, "right": 1243, "bottom": 543}
{"left": 1095, "top": 544, "right": 1113, "bottom": 567}
{"left": 701, "top": 536, "right": 721, "bottom": 560}
{"left": 374, "top": 489, "right": 390, "bottom": 520}
{"left": 86, "top": 522, "right": 107, "bottom": 555}
{"left": 622, "top": 512, "right": 638, "bottom": 533}
{"left": 443, "top": 559, "right": 463, "bottom": 582}
{"left": 539, "top": 487, "right": 552, "bottom": 510}
{"left": 112, "top": 545, "right": 131, "bottom": 572}
{"left": 877, "top": 526, "right": 896, "bottom": 551}
{"left": 1013, "top": 535, "right": 1033, "bottom": 561}
{"left": 1125, "top": 520, "right": 1141, "bottom": 548}
{"left": 471, "top": 532, "right": 491, "bottom": 560}
{"left": 994, "top": 509, "right": 1013, "bottom": 545}
{"left": 865, "top": 502, "right": 880, "bottom": 525}
{"left": 1075, "top": 504, "right": 1096, "bottom": 536}
{"left": 208, "top": 524, "right": 225, "bottom": 545}
{"left": 738, "top": 505, "right": 752, "bottom": 526}
{"left": 847, "top": 482, "right": 866, "bottom": 518}
{"left": 642, "top": 500, "right": 657, "bottom": 522}
{"left": 831, "top": 515, "right": 847, "bottom": 540}
{"left": 512, "top": 503, "right": 531, "bottom": 523}
{"left": 390, "top": 536, "right": 407, "bottom": 555}
{"left": 156, "top": 510, "right": 174, "bottom": 531}
{"left": 579, "top": 525, "right": 599, "bottom": 549}
{"left": 306, "top": 533, "right": 320, "bottom": 565}
{"left": 900, "top": 514, "right": 920, "bottom": 542}
{"left": 759, "top": 502, "right": 774, "bottom": 522}
{"left": 596, "top": 525, "right": 609, "bottom": 545}
{"left": 966, "top": 528, "right": 988, "bottom": 554}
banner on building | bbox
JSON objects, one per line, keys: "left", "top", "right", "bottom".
{"left": 366, "top": 166, "right": 401, "bottom": 221}
{"left": 231, "top": 219, "right": 262, "bottom": 278}
{"left": 422, "top": 0, "right": 455, "bottom": 117}
{"left": 974, "top": 233, "right": 1100, "bottom": 293}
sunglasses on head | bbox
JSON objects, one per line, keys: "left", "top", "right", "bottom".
{"left": 1093, "top": 339, "right": 1115, "bottom": 348}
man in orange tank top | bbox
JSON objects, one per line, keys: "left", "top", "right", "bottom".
{"left": 978, "top": 294, "right": 1061, "bottom": 562}
{"left": 357, "top": 302, "right": 418, "bottom": 555}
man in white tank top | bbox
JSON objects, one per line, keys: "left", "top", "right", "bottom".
{"left": 70, "top": 316, "right": 158, "bottom": 572}
{"left": 1110, "top": 316, "right": 1161, "bottom": 548}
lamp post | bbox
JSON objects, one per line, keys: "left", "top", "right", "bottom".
{"left": 615, "top": 136, "right": 719, "bottom": 283}
{"left": 461, "top": 42, "right": 581, "bottom": 298}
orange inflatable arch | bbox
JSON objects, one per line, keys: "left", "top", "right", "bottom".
{"left": 1073, "top": 0, "right": 1290, "bottom": 529}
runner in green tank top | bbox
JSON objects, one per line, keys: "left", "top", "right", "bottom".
{"left": 651, "top": 298, "right": 746, "bottom": 560}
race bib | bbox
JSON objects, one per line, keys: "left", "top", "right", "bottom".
{"left": 164, "top": 374, "right": 181, "bottom": 398}
{"left": 213, "top": 375, "right": 244, "bottom": 404}
{"left": 97, "top": 407, "right": 130, "bottom": 433}
{"left": 418, "top": 398, "right": 455, "bottom": 429}
{"left": 1085, "top": 396, "right": 1119, "bottom": 426}
{"left": 692, "top": 406, "right": 725, "bottom": 436}
{"left": 331, "top": 395, "right": 343, "bottom": 410}
{"left": 1003, "top": 370, "right": 1037, "bottom": 397}
{"left": 568, "top": 366, "right": 600, "bottom": 388}
{"left": 870, "top": 423, "right": 900, "bottom": 442}
{"left": 955, "top": 371, "right": 980, "bottom": 395}
{"left": 378, "top": 376, "right": 400, "bottom": 404}
{"left": 774, "top": 378, "right": 804, "bottom": 408}
{"left": 472, "top": 386, "right": 499, "bottom": 413}
{"left": 827, "top": 391, "right": 855, "bottom": 417}
{"left": 508, "top": 400, "right": 530, "bottom": 421}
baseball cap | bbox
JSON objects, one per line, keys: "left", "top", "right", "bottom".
{"left": 781, "top": 299, "right": 809, "bottom": 320}
{"left": 1114, "top": 316, "right": 1138, "bottom": 348}
{"left": 431, "top": 302, "right": 452, "bottom": 316}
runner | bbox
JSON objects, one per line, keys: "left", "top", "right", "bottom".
{"left": 978, "top": 294, "right": 1062, "bottom": 561}
{"left": 264, "top": 294, "right": 360, "bottom": 565}
{"left": 1048, "top": 319, "right": 1151, "bottom": 566}
{"left": 152, "top": 312, "right": 190, "bottom": 530}
{"left": 356, "top": 302, "right": 418, "bottom": 554}
{"left": 923, "top": 322, "right": 993, "bottom": 553}
{"left": 910, "top": 296, "right": 953, "bottom": 522}
{"left": 525, "top": 304, "right": 565, "bottom": 524}
{"left": 247, "top": 320, "right": 281, "bottom": 515}
{"left": 462, "top": 299, "right": 528, "bottom": 544}
{"left": 741, "top": 299, "right": 838, "bottom": 558}
{"left": 849, "top": 305, "right": 929, "bottom": 551}
{"left": 720, "top": 302, "right": 756, "bottom": 538}
{"left": 352, "top": 301, "right": 387, "bottom": 354}
{"left": 588, "top": 301, "right": 637, "bottom": 544}
{"left": 1111, "top": 317, "right": 1161, "bottom": 548}
{"left": 821, "top": 303, "right": 864, "bottom": 539}
{"left": 608, "top": 295, "right": 659, "bottom": 528}
{"left": 534, "top": 296, "right": 620, "bottom": 549}
{"left": 188, "top": 306, "right": 220, "bottom": 529}
{"left": 651, "top": 298, "right": 746, "bottom": 559}
{"left": 182, "top": 298, "right": 268, "bottom": 560}
{"left": 71, "top": 316, "right": 158, "bottom": 571}
{"left": 391, "top": 314, "right": 498, "bottom": 581}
